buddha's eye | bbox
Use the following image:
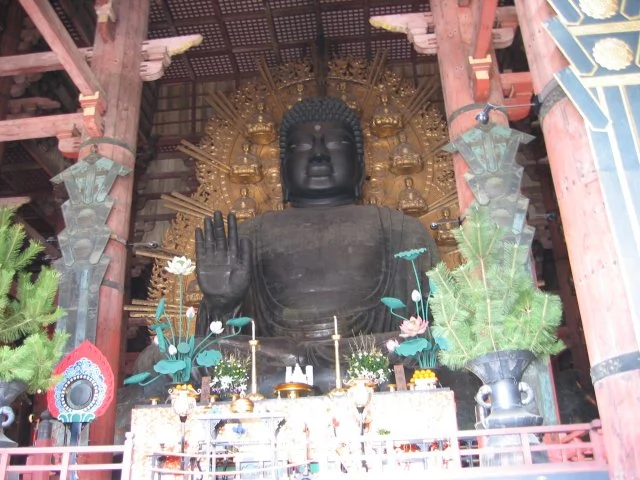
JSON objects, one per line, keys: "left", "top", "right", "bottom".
{"left": 326, "top": 140, "right": 352, "bottom": 149}
{"left": 288, "top": 143, "right": 312, "bottom": 151}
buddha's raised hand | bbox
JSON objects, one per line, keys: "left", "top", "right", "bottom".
{"left": 195, "top": 211, "right": 252, "bottom": 317}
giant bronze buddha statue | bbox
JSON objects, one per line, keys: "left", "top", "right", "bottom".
{"left": 195, "top": 97, "right": 440, "bottom": 367}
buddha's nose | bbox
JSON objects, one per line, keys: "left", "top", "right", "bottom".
{"left": 310, "top": 141, "right": 330, "bottom": 163}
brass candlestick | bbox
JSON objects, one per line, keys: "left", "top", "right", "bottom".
{"left": 247, "top": 339, "right": 265, "bottom": 401}
{"left": 329, "top": 334, "right": 347, "bottom": 397}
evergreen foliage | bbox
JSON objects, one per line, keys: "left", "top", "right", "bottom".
{"left": 429, "top": 204, "right": 564, "bottom": 369}
{"left": 0, "top": 207, "right": 68, "bottom": 393}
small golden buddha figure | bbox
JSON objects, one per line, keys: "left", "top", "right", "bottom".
{"left": 230, "top": 187, "right": 257, "bottom": 222}
{"left": 246, "top": 102, "right": 277, "bottom": 145}
{"left": 370, "top": 93, "right": 403, "bottom": 138}
{"left": 230, "top": 143, "right": 263, "bottom": 184}
{"left": 398, "top": 176, "right": 428, "bottom": 217}
{"left": 390, "top": 132, "right": 423, "bottom": 175}
{"left": 335, "top": 81, "right": 361, "bottom": 116}
{"left": 431, "top": 207, "right": 459, "bottom": 247}
{"left": 287, "top": 83, "right": 305, "bottom": 110}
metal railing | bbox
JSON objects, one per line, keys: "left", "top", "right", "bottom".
{"left": 0, "top": 422, "right": 608, "bottom": 479}
{"left": 0, "top": 432, "right": 134, "bottom": 480}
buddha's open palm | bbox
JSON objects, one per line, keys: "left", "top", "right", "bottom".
{"left": 195, "top": 211, "right": 252, "bottom": 315}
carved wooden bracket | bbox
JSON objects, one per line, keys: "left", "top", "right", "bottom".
{"left": 140, "top": 44, "right": 171, "bottom": 82}
{"left": 500, "top": 72, "right": 534, "bottom": 122}
{"left": 138, "top": 35, "right": 202, "bottom": 81}
{"left": 369, "top": 9, "right": 518, "bottom": 56}
{"left": 56, "top": 129, "right": 82, "bottom": 159}
{"left": 95, "top": 0, "right": 117, "bottom": 42}
{"left": 79, "top": 91, "right": 106, "bottom": 137}
{"left": 469, "top": 54, "right": 492, "bottom": 102}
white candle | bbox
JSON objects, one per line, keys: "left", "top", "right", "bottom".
{"left": 333, "top": 315, "right": 338, "bottom": 335}
{"left": 251, "top": 320, "right": 256, "bottom": 341}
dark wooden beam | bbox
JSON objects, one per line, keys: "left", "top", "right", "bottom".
{"left": 21, "top": 139, "right": 67, "bottom": 177}
{"left": 18, "top": 0, "right": 103, "bottom": 96}
{"left": 58, "top": 0, "right": 96, "bottom": 47}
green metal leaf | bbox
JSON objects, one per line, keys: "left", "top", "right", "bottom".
{"left": 155, "top": 298, "right": 166, "bottom": 321}
{"left": 435, "top": 335, "right": 449, "bottom": 350}
{"left": 154, "top": 359, "right": 186, "bottom": 374}
{"left": 183, "top": 356, "right": 192, "bottom": 379}
{"left": 227, "top": 316, "right": 252, "bottom": 327}
{"left": 150, "top": 323, "right": 171, "bottom": 331}
{"left": 177, "top": 342, "right": 191, "bottom": 354}
{"left": 381, "top": 297, "right": 406, "bottom": 310}
{"left": 395, "top": 337, "right": 430, "bottom": 357}
{"left": 157, "top": 331, "right": 167, "bottom": 353}
{"left": 428, "top": 277, "right": 437, "bottom": 295}
{"left": 196, "top": 349, "right": 222, "bottom": 367}
{"left": 123, "top": 372, "right": 151, "bottom": 385}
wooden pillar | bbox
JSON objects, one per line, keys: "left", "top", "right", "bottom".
{"left": 430, "top": 0, "right": 508, "bottom": 213}
{"left": 79, "top": 0, "right": 149, "bottom": 451}
{"left": 515, "top": 0, "right": 640, "bottom": 476}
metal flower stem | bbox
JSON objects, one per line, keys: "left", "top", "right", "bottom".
{"left": 332, "top": 334, "right": 342, "bottom": 389}
{"left": 249, "top": 339, "right": 259, "bottom": 394}
{"left": 410, "top": 259, "right": 427, "bottom": 320}
{"left": 178, "top": 275, "right": 184, "bottom": 341}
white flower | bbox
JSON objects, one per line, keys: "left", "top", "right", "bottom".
{"left": 186, "top": 306, "right": 196, "bottom": 320}
{"left": 165, "top": 256, "right": 196, "bottom": 276}
{"left": 168, "top": 344, "right": 177, "bottom": 355}
{"left": 411, "top": 289, "right": 422, "bottom": 302}
{"left": 209, "top": 321, "right": 224, "bottom": 334}
{"left": 386, "top": 339, "right": 399, "bottom": 352}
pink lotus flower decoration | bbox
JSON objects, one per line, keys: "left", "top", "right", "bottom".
{"left": 399, "top": 316, "right": 428, "bottom": 338}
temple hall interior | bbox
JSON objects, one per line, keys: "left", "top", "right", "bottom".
{"left": 0, "top": 0, "right": 638, "bottom": 478}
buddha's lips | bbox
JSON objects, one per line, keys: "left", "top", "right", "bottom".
{"left": 306, "top": 164, "right": 333, "bottom": 177}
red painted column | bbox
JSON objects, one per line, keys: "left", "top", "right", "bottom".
{"left": 79, "top": 0, "right": 149, "bottom": 454}
{"left": 430, "top": 0, "right": 508, "bottom": 213}
{"left": 516, "top": 0, "right": 640, "bottom": 476}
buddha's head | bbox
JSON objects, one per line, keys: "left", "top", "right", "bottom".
{"left": 279, "top": 97, "right": 364, "bottom": 207}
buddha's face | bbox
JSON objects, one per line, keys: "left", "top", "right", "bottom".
{"left": 283, "top": 121, "right": 361, "bottom": 206}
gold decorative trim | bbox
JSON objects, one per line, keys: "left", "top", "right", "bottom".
{"left": 592, "top": 37, "right": 633, "bottom": 71}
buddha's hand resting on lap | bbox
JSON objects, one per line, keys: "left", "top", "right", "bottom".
{"left": 196, "top": 211, "right": 252, "bottom": 315}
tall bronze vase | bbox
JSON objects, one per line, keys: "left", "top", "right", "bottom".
{"left": 466, "top": 350, "right": 545, "bottom": 466}
{"left": 0, "top": 380, "right": 28, "bottom": 447}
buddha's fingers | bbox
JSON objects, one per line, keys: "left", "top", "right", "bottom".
{"left": 227, "top": 213, "right": 238, "bottom": 259}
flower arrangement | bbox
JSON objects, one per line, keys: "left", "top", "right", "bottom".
{"left": 382, "top": 248, "right": 445, "bottom": 370}
{"left": 209, "top": 353, "right": 249, "bottom": 396}
{"left": 124, "top": 256, "right": 251, "bottom": 386}
{"left": 345, "top": 335, "right": 390, "bottom": 386}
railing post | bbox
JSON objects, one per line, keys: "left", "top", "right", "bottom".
{"left": 0, "top": 450, "right": 10, "bottom": 478}
{"left": 120, "top": 432, "right": 134, "bottom": 480}
{"left": 60, "top": 451, "right": 70, "bottom": 480}
{"left": 589, "top": 419, "right": 606, "bottom": 463}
